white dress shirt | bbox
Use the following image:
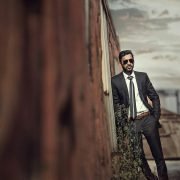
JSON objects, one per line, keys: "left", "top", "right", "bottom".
{"left": 123, "top": 71, "right": 148, "bottom": 116}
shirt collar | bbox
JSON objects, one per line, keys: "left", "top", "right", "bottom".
{"left": 123, "top": 71, "right": 135, "bottom": 79}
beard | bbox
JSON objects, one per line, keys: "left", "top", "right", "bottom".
{"left": 122, "top": 65, "right": 134, "bottom": 74}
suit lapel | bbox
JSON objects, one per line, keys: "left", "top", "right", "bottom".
{"left": 134, "top": 71, "right": 142, "bottom": 92}
{"left": 134, "top": 71, "right": 144, "bottom": 101}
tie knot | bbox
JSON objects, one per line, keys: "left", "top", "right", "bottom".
{"left": 127, "top": 76, "right": 133, "bottom": 80}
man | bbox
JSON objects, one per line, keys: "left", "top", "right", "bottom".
{"left": 111, "top": 50, "right": 168, "bottom": 180}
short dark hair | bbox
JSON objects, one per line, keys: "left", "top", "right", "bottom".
{"left": 119, "top": 50, "right": 134, "bottom": 63}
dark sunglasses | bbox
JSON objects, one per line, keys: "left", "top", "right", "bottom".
{"left": 122, "top": 58, "right": 134, "bottom": 65}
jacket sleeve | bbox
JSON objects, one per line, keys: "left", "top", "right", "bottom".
{"left": 111, "top": 79, "right": 120, "bottom": 108}
{"left": 145, "top": 74, "right": 161, "bottom": 121}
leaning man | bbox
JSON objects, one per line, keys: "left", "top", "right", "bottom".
{"left": 111, "top": 50, "right": 168, "bottom": 180}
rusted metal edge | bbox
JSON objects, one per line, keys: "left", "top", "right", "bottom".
{"left": 101, "top": 0, "right": 119, "bottom": 49}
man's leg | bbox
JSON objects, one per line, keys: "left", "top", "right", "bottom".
{"left": 134, "top": 120, "right": 158, "bottom": 180}
{"left": 142, "top": 115, "right": 168, "bottom": 180}
{"left": 136, "top": 133, "right": 157, "bottom": 180}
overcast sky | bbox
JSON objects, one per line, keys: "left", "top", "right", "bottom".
{"left": 108, "top": 0, "right": 180, "bottom": 90}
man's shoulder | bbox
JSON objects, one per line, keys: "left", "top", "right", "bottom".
{"left": 111, "top": 72, "right": 123, "bottom": 81}
{"left": 134, "top": 71, "right": 148, "bottom": 77}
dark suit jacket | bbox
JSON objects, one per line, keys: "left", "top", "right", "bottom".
{"left": 111, "top": 71, "right": 161, "bottom": 122}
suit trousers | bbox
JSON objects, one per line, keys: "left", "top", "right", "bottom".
{"left": 134, "top": 115, "right": 168, "bottom": 180}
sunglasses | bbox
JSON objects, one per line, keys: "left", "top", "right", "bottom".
{"left": 122, "top": 58, "right": 134, "bottom": 65}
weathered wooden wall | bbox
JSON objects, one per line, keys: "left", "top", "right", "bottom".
{"left": 0, "top": 0, "right": 119, "bottom": 180}
{"left": 102, "top": 0, "right": 120, "bottom": 76}
{"left": 0, "top": 0, "right": 118, "bottom": 180}
{"left": 41, "top": 0, "right": 112, "bottom": 179}
{"left": 0, "top": 1, "right": 41, "bottom": 179}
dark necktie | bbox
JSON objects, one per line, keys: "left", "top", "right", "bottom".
{"left": 128, "top": 76, "right": 137, "bottom": 119}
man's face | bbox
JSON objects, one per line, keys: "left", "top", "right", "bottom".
{"left": 120, "top": 54, "right": 134, "bottom": 74}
